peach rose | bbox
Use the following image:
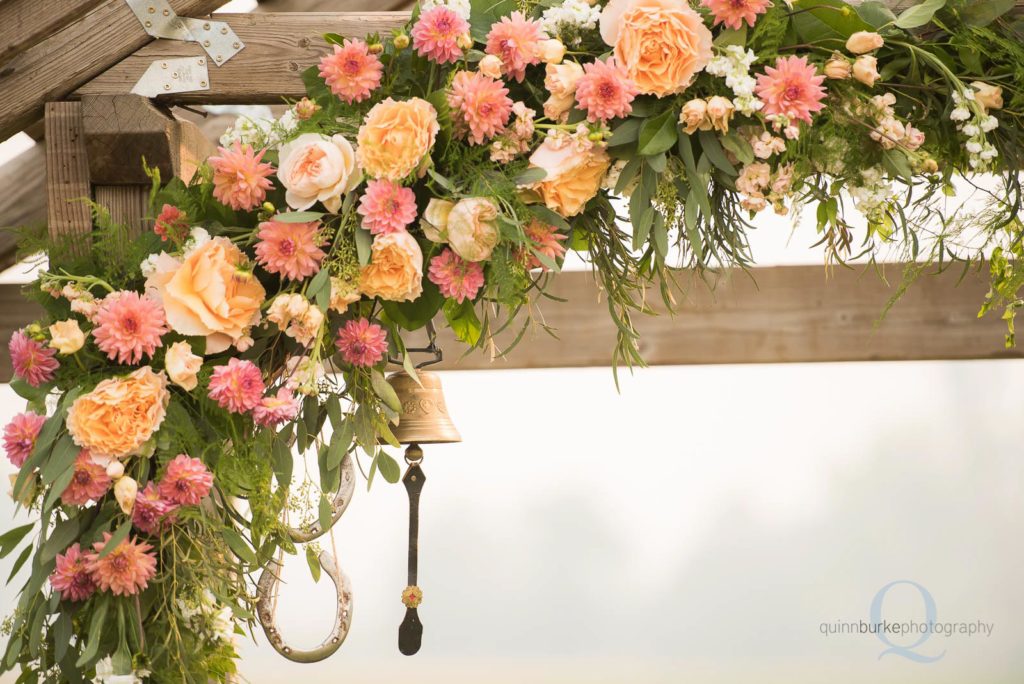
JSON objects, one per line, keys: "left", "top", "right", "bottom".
{"left": 706, "top": 96, "right": 734, "bottom": 134}
{"left": 165, "top": 340, "right": 202, "bottom": 391}
{"left": 845, "top": 31, "right": 884, "bottom": 54}
{"left": 524, "top": 131, "right": 610, "bottom": 217}
{"left": 278, "top": 133, "right": 361, "bottom": 213}
{"left": 970, "top": 81, "right": 1003, "bottom": 111}
{"left": 329, "top": 277, "right": 361, "bottom": 313}
{"left": 852, "top": 55, "right": 880, "bottom": 87}
{"left": 599, "top": 0, "right": 712, "bottom": 97}
{"left": 479, "top": 54, "right": 504, "bottom": 79}
{"left": 146, "top": 238, "right": 266, "bottom": 354}
{"left": 356, "top": 97, "right": 439, "bottom": 181}
{"left": 824, "top": 55, "right": 851, "bottom": 80}
{"left": 540, "top": 39, "right": 566, "bottom": 64}
{"left": 49, "top": 319, "right": 85, "bottom": 355}
{"left": 359, "top": 231, "right": 424, "bottom": 302}
{"left": 544, "top": 62, "right": 584, "bottom": 122}
{"left": 680, "top": 98, "right": 710, "bottom": 134}
{"left": 67, "top": 367, "right": 170, "bottom": 460}
{"left": 447, "top": 198, "right": 500, "bottom": 262}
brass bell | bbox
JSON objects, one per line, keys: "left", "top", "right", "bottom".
{"left": 386, "top": 371, "right": 461, "bottom": 445}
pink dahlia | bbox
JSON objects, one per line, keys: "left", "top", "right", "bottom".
{"left": 208, "top": 358, "right": 265, "bottom": 413}
{"left": 318, "top": 39, "right": 383, "bottom": 104}
{"left": 448, "top": 70, "right": 514, "bottom": 145}
{"left": 575, "top": 58, "right": 638, "bottom": 122}
{"left": 485, "top": 11, "right": 546, "bottom": 82}
{"left": 254, "top": 220, "right": 326, "bottom": 281}
{"left": 523, "top": 220, "right": 568, "bottom": 271}
{"left": 702, "top": 0, "right": 773, "bottom": 30}
{"left": 159, "top": 454, "right": 214, "bottom": 507}
{"left": 92, "top": 291, "right": 168, "bottom": 365}
{"left": 357, "top": 180, "right": 418, "bottom": 235}
{"left": 335, "top": 318, "right": 389, "bottom": 367}
{"left": 86, "top": 532, "right": 157, "bottom": 597}
{"left": 209, "top": 142, "right": 275, "bottom": 212}
{"left": 428, "top": 249, "right": 485, "bottom": 303}
{"left": 9, "top": 330, "right": 58, "bottom": 387}
{"left": 133, "top": 482, "right": 177, "bottom": 535}
{"left": 252, "top": 387, "right": 301, "bottom": 427}
{"left": 49, "top": 543, "right": 97, "bottom": 602}
{"left": 3, "top": 411, "right": 46, "bottom": 468}
{"left": 153, "top": 204, "right": 189, "bottom": 243}
{"left": 755, "top": 55, "right": 827, "bottom": 125}
{"left": 62, "top": 450, "right": 112, "bottom": 506}
{"left": 412, "top": 6, "right": 470, "bottom": 65}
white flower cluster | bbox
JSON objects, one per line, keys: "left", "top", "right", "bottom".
{"left": 93, "top": 657, "right": 150, "bottom": 683}
{"left": 219, "top": 108, "right": 300, "bottom": 150}
{"left": 849, "top": 166, "right": 896, "bottom": 221}
{"left": 705, "top": 45, "right": 763, "bottom": 116}
{"left": 950, "top": 89, "right": 999, "bottom": 170}
{"left": 178, "top": 589, "right": 236, "bottom": 645}
{"left": 540, "top": 0, "right": 601, "bottom": 44}
{"left": 419, "top": 0, "right": 471, "bottom": 20}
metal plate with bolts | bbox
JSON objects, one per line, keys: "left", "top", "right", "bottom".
{"left": 130, "top": 57, "right": 210, "bottom": 97}
{"left": 125, "top": 0, "right": 245, "bottom": 66}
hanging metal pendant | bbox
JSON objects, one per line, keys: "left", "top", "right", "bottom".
{"left": 398, "top": 444, "right": 425, "bottom": 655}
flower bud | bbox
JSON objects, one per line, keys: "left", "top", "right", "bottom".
{"left": 262, "top": 201, "right": 275, "bottom": 214}
{"left": 852, "top": 55, "right": 880, "bottom": 87}
{"left": 294, "top": 97, "right": 320, "bottom": 120}
{"left": 456, "top": 32, "right": 473, "bottom": 50}
{"left": 114, "top": 476, "right": 138, "bottom": 515}
{"left": 824, "top": 55, "right": 851, "bottom": 80}
{"left": 368, "top": 42, "right": 384, "bottom": 54}
{"left": 540, "top": 38, "right": 566, "bottom": 64}
{"left": 970, "top": 81, "right": 1003, "bottom": 112}
{"left": 106, "top": 461, "right": 125, "bottom": 480}
{"left": 393, "top": 33, "right": 410, "bottom": 49}
{"left": 846, "top": 31, "right": 884, "bottom": 54}
{"left": 479, "top": 54, "right": 503, "bottom": 79}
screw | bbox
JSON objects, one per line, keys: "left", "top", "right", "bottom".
{"left": 216, "top": 54, "right": 222, "bottom": 61}
{"left": 232, "top": 42, "right": 240, "bottom": 49}
{"left": 172, "top": 72, "right": 178, "bottom": 78}
{"left": 161, "top": 61, "right": 167, "bottom": 68}
{"left": 203, "top": 40, "right": 210, "bottom": 47}
{"left": 147, "top": 6, "right": 155, "bottom": 12}
{"left": 221, "top": 27, "right": 228, "bottom": 34}
{"left": 200, "top": 80, "right": 208, "bottom": 87}
{"left": 203, "top": 22, "right": 211, "bottom": 30}
{"left": 164, "top": 83, "right": 171, "bottom": 90}
{"left": 144, "top": 20, "right": 152, "bottom": 27}
{"left": 162, "top": 8, "right": 169, "bottom": 15}
{"left": 198, "top": 58, "right": 205, "bottom": 65}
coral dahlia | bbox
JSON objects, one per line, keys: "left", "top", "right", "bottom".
{"left": 357, "top": 179, "right": 419, "bottom": 235}
{"left": 133, "top": 482, "right": 177, "bottom": 535}
{"left": 209, "top": 142, "right": 275, "bottom": 212}
{"left": 62, "top": 451, "right": 112, "bottom": 506}
{"left": 701, "top": 0, "right": 773, "bottom": 30}
{"left": 485, "top": 11, "right": 546, "bottom": 82}
{"left": 92, "top": 291, "right": 168, "bottom": 365}
{"left": 3, "top": 411, "right": 46, "bottom": 468}
{"left": 208, "top": 358, "right": 265, "bottom": 414}
{"left": 86, "top": 533, "right": 157, "bottom": 597}
{"left": 9, "top": 330, "right": 58, "bottom": 387}
{"left": 49, "top": 544, "right": 97, "bottom": 602}
{"left": 158, "top": 454, "right": 214, "bottom": 507}
{"left": 335, "top": 319, "right": 389, "bottom": 367}
{"left": 755, "top": 55, "right": 827, "bottom": 125}
{"left": 252, "top": 387, "right": 301, "bottom": 427}
{"left": 448, "top": 70, "right": 514, "bottom": 145}
{"left": 575, "top": 58, "right": 638, "bottom": 122}
{"left": 318, "top": 39, "right": 383, "bottom": 104}
{"left": 428, "top": 249, "right": 485, "bottom": 303}
{"left": 523, "top": 219, "right": 568, "bottom": 271}
{"left": 412, "top": 6, "right": 470, "bottom": 64}
{"left": 254, "top": 220, "right": 327, "bottom": 281}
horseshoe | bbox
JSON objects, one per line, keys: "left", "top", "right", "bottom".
{"left": 255, "top": 549, "right": 353, "bottom": 663}
{"left": 285, "top": 453, "right": 356, "bottom": 544}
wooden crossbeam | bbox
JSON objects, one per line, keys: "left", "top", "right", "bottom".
{"left": 0, "top": 0, "right": 228, "bottom": 141}
{"left": 0, "top": 0, "right": 108, "bottom": 66}
{"left": 78, "top": 12, "right": 411, "bottom": 103}
{"left": 0, "top": 265, "right": 1017, "bottom": 381}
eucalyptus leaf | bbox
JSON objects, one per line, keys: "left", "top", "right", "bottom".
{"left": 318, "top": 495, "right": 333, "bottom": 533}
{"left": 371, "top": 370, "right": 402, "bottom": 413}
{"left": 513, "top": 167, "right": 547, "bottom": 185}
{"left": 40, "top": 435, "right": 78, "bottom": 485}
{"left": 273, "top": 211, "right": 324, "bottom": 223}
{"left": 222, "top": 528, "right": 257, "bottom": 566}
{"left": 355, "top": 226, "right": 373, "bottom": 265}
{"left": 97, "top": 519, "right": 132, "bottom": 559}
{"left": 962, "top": 0, "right": 1014, "bottom": 26}
{"left": 375, "top": 452, "right": 401, "bottom": 484}
{"left": 0, "top": 523, "right": 34, "bottom": 558}
{"left": 6, "top": 545, "right": 31, "bottom": 586}
{"left": 638, "top": 110, "right": 678, "bottom": 157}
{"left": 608, "top": 118, "right": 642, "bottom": 147}
{"left": 41, "top": 517, "right": 81, "bottom": 562}
{"left": 306, "top": 545, "right": 322, "bottom": 583}
{"left": 697, "top": 131, "right": 737, "bottom": 176}
{"left": 895, "top": 0, "right": 946, "bottom": 29}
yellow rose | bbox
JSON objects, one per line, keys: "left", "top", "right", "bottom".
{"left": 447, "top": 198, "right": 500, "bottom": 262}
{"left": 543, "top": 62, "right": 584, "bottom": 122}
{"left": 356, "top": 98, "right": 439, "bottom": 181}
{"left": 67, "top": 367, "right": 170, "bottom": 460}
{"left": 479, "top": 54, "right": 504, "bottom": 79}
{"left": 599, "top": 0, "right": 713, "bottom": 97}
{"left": 49, "top": 319, "right": 85, "bottom": 355}
{"left": 845, "top": 31, "right": 884, "bottom": 54}
{"left": 359, "top": 231, "right": 424, "bottom": 302}
{"left": 164, "top": 340, "right": 202, "bottom": 391}
{"left": 524, "top": 131, "right": 611, "bottom": 217}
{"left": 146, "top": 238, "right": 266, "bottom": 354}
{"left": 278, "top": 133, "right": 361, "bottom": 212}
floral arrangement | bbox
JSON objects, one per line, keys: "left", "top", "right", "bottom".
{"left": 2, "top": 0, "right": 1023, "bottom": 680}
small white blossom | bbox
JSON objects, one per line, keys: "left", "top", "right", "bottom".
{"left": 949, "top": 107, "right": 970, "bottom": 122}
{"left": 980, "top": 115, "right": 999, "bottom": 132}
{"left": 420, "top": 0, "right": 471, "bottom": 20}
{"left": 540, "top": 0, "right": 602, "bottom": 43}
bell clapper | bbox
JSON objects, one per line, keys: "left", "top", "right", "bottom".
{"left": 399, "top": 443, "right": 425, "bottom": 655}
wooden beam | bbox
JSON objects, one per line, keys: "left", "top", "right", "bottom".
{"left": 0, "top": 0, "right": 227, "bottom": 141}
{"left": 77, "top": 12, "right": 411, "bottom": 103}
{"left": 0, "top": 143, "right": 44, "bottom": 268}
{"left": 0, "top": 265, "right": 1017, "bottom": 382}
{"left": 44, "top": 102, "right": 93, "bottom": 260}
{"left": 0, "top": 0, "right": 108, "bottom": 66}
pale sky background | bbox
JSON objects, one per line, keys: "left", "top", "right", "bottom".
{"left": 1, "top": 34, "right": 1022, "bottom": 680}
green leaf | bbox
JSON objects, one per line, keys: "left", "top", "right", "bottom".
{"left": 272, "top": 435, "right": 293, "bottom": 487}
{"left": 371, "top": 370, "right": 402, "bottom": 413}
{"left": 40, "top": 434, "right": 78, "bottom": 485}
{"left": 76, "top": 596, "right": 110, "bottom": 667}
{"left": 41, "top": 517, "right": 81, "bottom": 562}
{"left": 326, "top": 423, "right": 352, "bottom": 470}
{"left": 318, "top": 495, "right": 333, "bottom": 532}
{"left": 273, "top": 211, "right": 324, "bottom": 223}
{"left": 632, "top": 206, "right": 656, "bottom": 250}
{"left": 375, "top": 452, "right": 401, "bottom": 484}
{"left": 720, "top": 131, "right": 754, "bottom": 166}
{"left": 697, "top": 131, "right": 737, "bottom": 176}
{"left": 443, "top": 298, "right": 482, "bottom": 346}
{"left": 0, "top": 523, "right": 34, "bottom": 558}
{"left": 882, "top": 149, "right": 913, "bottom": 183}
{"left": 222, "top": 528, "right": 257, "bottom": 565}
{"left": 426, "top": 168, "right": 456, "bottom": 193}
{"left": 608, "top": 117, "right": 642, "bottom": 147}
{"left": 306, "top": 546, "right": 322, "bottom": 583}
{"left": 53, "top": 612, "right": 72, "bottom": 664}
{"left": 637, "top": 109, "right": 678, "bottom": 157}
{"left": 855, "top": 0, "right": 897, "bottom": 27}
{"left": 42, "top": 466, "right": 75, "bottom": 512}
{"left": 714, "top": 26, "right": 747, "bottom": 47}
{"left": 684, "top": 189, "right": 703, "bottom": 262}
{"left": 326, "top": 395, "right": 344, "bottom": 430}
{"left": 6, "top": 545, "right": 31, "bottom": 585}
{"left": 513, "top": 167, "right": 547, "bottom": 185}
{"left": 807, "top": 0, "right": 874, "bottom": 36}
{"left": 380, "top": 276, "right": 444, "bottom": 331}
{"left": 97, "top": 519, "right": 132, "bottom": 559}
{"left": 614, "top": 156, "right": 643, "bottom": 196}
{"left": 895, "top": 0, "right": 946, "bottom": 28}
{"left": 355, "top": 227, "right": 373, "bottom": 265}
{"left": 962, "top": 0, "right": 1014, "bottom": 26}
{"left": 527, "top": 204, "right": 570, "bottom": 233}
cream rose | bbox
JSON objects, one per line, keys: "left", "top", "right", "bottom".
{"left": 599, "top": 0, "right": 712, "bottom": 97}
{"left": 852, "top": 55, "right": 880, "bottom": 87}
{"left": 146, "top": 238, "right": 266, "bottom": 354}
{"left": 49, "top": 319, "right": 85, "bottom": 355}
{"left": 114, "top": 476, "right": 138, "bottom": 515}
{"left": 706, "top": 96, "right": 734, "bottom": 134}
{"left": 846, "top": 31, "right": 884, "bottom": 54}
{"left": 524, "top": 132, "right": 610, "bottom": 217}
{"left": 165, "top": 340, "right": 202, "bottom": 391}
{"left": 680, "top": 99, "right": 710, "bottom": 134}
{"left": 970, "top": 81, "right": 1003, "bottom": 111}
{"left": 540, "top": 39, "right": 566, "bottom": 64}
{"left": 544, "top": 62, "right": 584, "bottom": 122}
{"left": 278, "top": 133, "right": 361, "bottom": 213}
{"left": 359, "top": 231, "right": 424, "bottom": 302}
{"left": 67, "top": 367, "right": 170, "bottom": 460}
{"left": 479, "top": 54, "right": 504, "bottom": 79}
{"left": 356, "top": 98, "right": 439, "bottom": 181}
{"left": 447, "top": 198, "right": 500, "bottom": 262}
{"left": 421, "top": 198, "right": 455, "bottom": 242}
{"left": 824, "top": 55, "right": 851, "bottom": 80}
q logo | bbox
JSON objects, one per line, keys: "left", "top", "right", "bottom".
{"left": 870, "top": 580, "right": 945, "bottom": 663}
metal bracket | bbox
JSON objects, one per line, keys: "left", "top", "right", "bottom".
{"left": 125, "top": 0, "right": 244, "bottom": 66}
{"left": 130, "top": 57, "right": 210, "bottom": 97}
